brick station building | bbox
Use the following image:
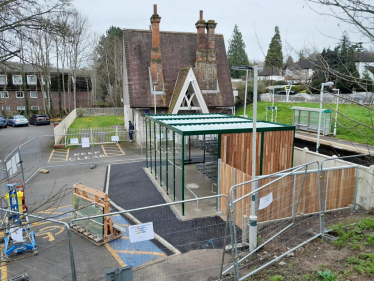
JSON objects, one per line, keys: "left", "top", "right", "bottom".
{"left": 122, "top": 5, "right": 235, "bottom": 140}
{"left": 0, "top": 62, "right": 92, "bottom": 116}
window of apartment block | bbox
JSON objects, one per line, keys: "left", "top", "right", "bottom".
{"left": 41, "top": 76, "right": 50, "bottom": 85}
{"left": 30, "top": 91, "right": 38, "bottom": 98}
{"left": 31, "top": 106, "right": 39, "bottom": 110}
{"left": 12, "top": 75, "right": 23, "bottom": 85}
{"left": 16, "top": 91, "right": 24, "bottom": 98}
{"left": 302, "top": 69, "right": 307, "bottom": 74}
{"left": 27, "top": 75, "right": 37, "bottom": 85}
{"left": 0, "top": 91, "right": 9, "bottom": 98}
{"left": 6, "top": 106, "right": 10, "bottom": 111}
{"left": 17, "top": 106, "right": 25, "bottom": 111}
{"left": 0, "top": 75, "right": 7, "bottom": 85}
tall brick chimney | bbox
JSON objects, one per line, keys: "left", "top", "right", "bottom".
{"left": 195, "top": 11, "right": 218, "bottom": 91}
{"left": 150, "top": 4, "right": 164, "bottom": 91}
{"left": 195, "top": 11, "right": 207, "bottom": 90}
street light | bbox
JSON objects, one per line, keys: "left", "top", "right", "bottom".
{"left": 316, "top": 81, "right": 334, "bottom": 153}
{"left": 332, "top": 88, "right": 340, "bottom": 137}
{"left": 232, "top": 64, "right": 259, "bottom": 251}
{"left": 231, "top": 65, "right": 253, "bottom": 117}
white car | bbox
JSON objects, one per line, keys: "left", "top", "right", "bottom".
{"left": 7, "top": 115, "right": 29, "bottom": 127}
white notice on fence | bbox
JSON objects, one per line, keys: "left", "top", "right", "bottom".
{"left": 259, "top": 192, "right": 273, "bottom": 210}
{"left": 111, "top": 135, "right": 119, "bottom": 142}
{"left": 81, "top": 137, "right": 90, "bottom": 148}
{"left": 70, "top": 138, "right": 79, "bottom": 145}
{"left": 129, "top": 222, "right": 154, "bottom": 243}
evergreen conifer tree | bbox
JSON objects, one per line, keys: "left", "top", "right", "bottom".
{"left": 227, "top": 24, "right": 250, "bottom": 78}
{"left": 265, "top": 26, "right": 283, "bottom": 68}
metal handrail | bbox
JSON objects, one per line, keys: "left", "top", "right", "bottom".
{"left": 186, "top": 186, "right": 199, "bottom": 210}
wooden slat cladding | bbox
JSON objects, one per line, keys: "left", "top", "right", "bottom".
{"left": 219, "top": 162, "right": 357, "bottom": 229}
{"left": 221, "top": 130, "right": 294, "bottom": 177}
{"left": 262, "top": 130, "right": 294, "bottom": 175}
{"left": 221, "top": 132, "right": 262, "bottom": 176}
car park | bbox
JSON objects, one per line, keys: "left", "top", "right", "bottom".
{"left": 0, "top": 115, "right": 7, "bottom": 128}
{"left": 7, "top": 115, "right": 29, "bottom": 127}
{"left": 276, "top": 90, "right": 296, "bottom": 95}
{"left": 29, "top": 114, "right": 50, "bottom": 126}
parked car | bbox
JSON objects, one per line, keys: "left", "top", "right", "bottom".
{"left": 7, "top": 115, "right": 29, "bottom": 127}
{"left": 0, "top": 115, "right": 7, "bottom": 128}
{"left": 29, "top": 114, "right": 50, "bottom": 126}
{"left": 276, "top": 90, "right": 296, "bottom": 95}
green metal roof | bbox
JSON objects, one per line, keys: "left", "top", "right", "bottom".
{"left": 290, "top": 106, "right": 332, "bottom": 113}
{"left": 146, "top": 114, "right": 295, "bottom": 135}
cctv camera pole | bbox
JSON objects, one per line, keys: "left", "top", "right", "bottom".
{"left": 249, "top": 64, "right": 258, "bottom": 251}
{"left": 316, "top": 82, "right": 333, "bottom": 153}
{"left": 333, "top": 89, "right": 340, "bottom": 137}
{"left": 243, "top": 69, "right": 249, "bottom": 117}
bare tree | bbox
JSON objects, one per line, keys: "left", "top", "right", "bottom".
{"left": 0, "top": 0, "right": 71, "bottom": 62}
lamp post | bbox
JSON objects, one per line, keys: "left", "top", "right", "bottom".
{"left": 231, "top": 65, "right": 253, "bottom": 117}
{"left": 232, "top": 65, "right": 259, "bottom": 251}
{"left": 332, "top": 88, "right": 340, "bottom": 137}
{"left": 316, "top": 81, "right": 334, "bottom": 153}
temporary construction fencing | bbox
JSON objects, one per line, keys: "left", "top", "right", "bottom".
{"left": 69, "top": 195, "right": 233, "bottom": 281}
{"left": 0, "top": 208, "right": 75, "bottom": 281}
{"left": 0, "top": 147, "right": 372, "bottom": 280}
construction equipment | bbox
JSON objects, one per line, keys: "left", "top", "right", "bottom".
{"left": 2, "top": 182, "right": 37, "bottom": 260}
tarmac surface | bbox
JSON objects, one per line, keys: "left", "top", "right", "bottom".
{"left": 108, "top": 162, "right": 228, "bottom": 254}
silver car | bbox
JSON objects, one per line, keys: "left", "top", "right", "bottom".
{"left": 7, "top": 115, "right": 29, "bottom": 127}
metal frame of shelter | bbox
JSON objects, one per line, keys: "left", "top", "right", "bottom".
{"left": 266, "top": 85, "right": 294, "bottom": 122}
{"left": 291, "top": 106, "right": 332, "bottom": 136}
{"left": 145, "top": 113, "right": 295, "bottom": 215}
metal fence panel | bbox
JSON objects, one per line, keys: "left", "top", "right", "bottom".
{"left": 226, "top": 162, "right": 323, "bottom": 280}
{"left": 19, "top": 137, "right": 40, "bottom": 184}
{"left": 70, "top": 196, "right": 233, "bottom": 281}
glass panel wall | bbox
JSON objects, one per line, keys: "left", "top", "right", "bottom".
{"left": 174, "top": 133, "right": 183, "bottom": 202}
{"left": 161, "top": 127, "right": 167, "bottom": 189}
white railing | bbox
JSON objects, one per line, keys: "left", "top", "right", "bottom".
{"left": 54, "top": 108, "right": 77, "bottom": 145}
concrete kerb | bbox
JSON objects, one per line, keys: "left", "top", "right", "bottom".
{"left": 105, "top": 164, "right": 181, "bottom": 256}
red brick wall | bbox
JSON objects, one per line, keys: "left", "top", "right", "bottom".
{"left": 0, "top": 90, "right": 91, "bottom": 116}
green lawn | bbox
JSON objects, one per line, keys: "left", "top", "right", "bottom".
{"left": 236, "top": 102, "right": 374, "bottom": 145}
{"left": 69, "top": 116, "right": 124, "bottom": 129}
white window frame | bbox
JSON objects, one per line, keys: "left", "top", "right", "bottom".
{"left": 30, "top": 91, "right": 38, "bottom": 98}
{"left": 12, "top": 75, "right": 23, "bottom": 85}
{"left": 17, "top": 106, "right": 25, "bottom": 111}
{"left": 16, "top": 91, "right": 24, "bottom": 98}
{"left": 0, "top": 91, "right": 9, "bottom": 98}
{"left": 27, "top": 75, "right": 37, "bottom": 85}
{"left": 0, "top": 75, "right": 7, "bottom": 85}
{"left": 6, "top": 106, "right": 10, "bottom": 111}
{"left": 302, "top": 69, "right": 307, "bottom": 74}
{"left": 31, "top": 106, "right": 39, "bottom": 110}
{"left": 44, "top": 91, "right": 47, "bottom": 98}
{"left": 41, "top": 76, "right": 51, "bottom": 85}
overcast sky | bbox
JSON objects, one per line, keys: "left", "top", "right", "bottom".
{"left": 73, "top": 0, "right": 368, "bottom": 62}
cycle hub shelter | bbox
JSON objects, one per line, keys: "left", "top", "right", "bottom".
{"left": 145, "top": 114, "right": 295, "bottom": 216}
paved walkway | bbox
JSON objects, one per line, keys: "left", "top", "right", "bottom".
{"left": 295, "top": 131, "right": 374, "bottom": 154}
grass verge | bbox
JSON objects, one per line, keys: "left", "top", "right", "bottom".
{"left": 69, "top": 116, "right": 124, "bottom": 129}
{"left": 236, "top": 102, "right": 374, "bottom": 145}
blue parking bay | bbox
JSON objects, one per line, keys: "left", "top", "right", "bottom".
{"left": 110, "top": 215, "right": 166, "bottom": 267}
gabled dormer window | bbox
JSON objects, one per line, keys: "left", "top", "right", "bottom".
{"left": 27, "top": 75, "right": 37, "bottom": 85}
{"left": 12, "top": 75, "right": 23, "bottom": 85}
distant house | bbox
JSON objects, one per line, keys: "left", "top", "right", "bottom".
{"left": 122, "top": 5, "right": 235, "bottom": 141}
{"left": 0, "top": 62, "right": 92, "bottom": 115}
{"left": 258, "top": 67, "right": 284, "bottom": 81}
{"left": 282, "top": 59, "right": 316, "bottom": 84}
{"left": 355, "top": 51, "right": 374, "bottom": 79}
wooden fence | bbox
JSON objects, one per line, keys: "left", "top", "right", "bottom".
{"left": 219, "top": 162, "right": 357, "bottom": 229}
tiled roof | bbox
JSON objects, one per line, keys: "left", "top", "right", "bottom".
{"left": 355, "top": 52, "right": 374, "bottom": 62}
{"left": 123, "top": 29, "right": 234, "bottom": 108}
{"left": 258, "top": 67, "right": 282, "bottom": 76}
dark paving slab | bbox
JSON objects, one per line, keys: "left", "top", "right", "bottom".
{"left": 109, "top": 162, "right": 229, "bottom": 253}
